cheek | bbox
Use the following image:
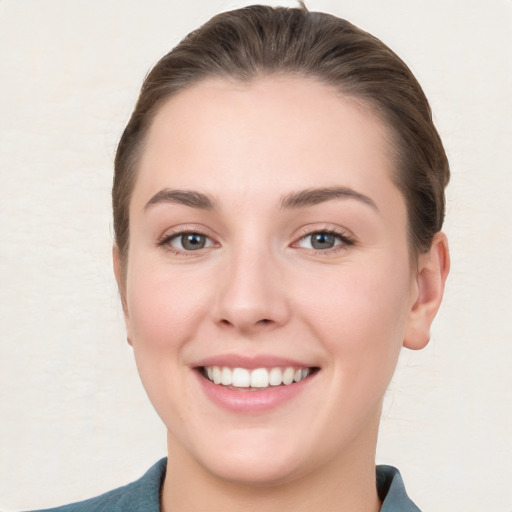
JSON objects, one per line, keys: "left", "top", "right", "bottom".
{"left": 126, "top": 261, "right": 211, "bottom": 351}
{"left": 124, "top": 261, "right": 212, "bottom": 422}
{"left": 297, "top": 254, "right": 412, "bottom": 382}
{"left": 123, "top": 264, "right": 215, "bottom": 433}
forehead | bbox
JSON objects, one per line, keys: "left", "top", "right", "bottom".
{"left": 134, "top": 75, "right": 399, "bottom": 211}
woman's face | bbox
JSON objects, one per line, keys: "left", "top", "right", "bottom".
{"left": 120, "top": 76, "right": 421, "bottom": 485}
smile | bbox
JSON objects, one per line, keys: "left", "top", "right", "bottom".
{"left": 202, "top": 366, "right": 314, "bottom": 389}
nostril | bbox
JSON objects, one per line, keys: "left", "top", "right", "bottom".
{"left": 217, "top": 317, "right": 274, "bottom": 330}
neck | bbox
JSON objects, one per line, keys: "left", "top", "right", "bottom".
{"left": 161, "top": 423, "right": 382, "bottom": 512}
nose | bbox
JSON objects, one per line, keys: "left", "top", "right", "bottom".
{"left": 212, "top": 246, "right": 291, "bottom": 334}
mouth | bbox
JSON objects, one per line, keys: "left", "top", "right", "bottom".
{"left": 199, "top": 365, "right": 319, "bottom": 390}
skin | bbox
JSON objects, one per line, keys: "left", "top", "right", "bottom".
{"left": 114, "top": 76, "right": 449, "bottom": 512}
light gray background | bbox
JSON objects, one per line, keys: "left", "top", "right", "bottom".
{"left": 1, "top": 0, "right": 511, "bottom": 510}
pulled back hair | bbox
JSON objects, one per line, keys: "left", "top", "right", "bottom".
{"left": 114, "top": 5, "right": 449, "bottom": 272}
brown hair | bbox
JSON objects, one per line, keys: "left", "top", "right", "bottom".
{"left": 113, "top": 5, "right": 449, "bottom": 274}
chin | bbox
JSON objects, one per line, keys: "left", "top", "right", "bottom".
{"left": 172, "top": 425, "right": 313, "bottom": 487}
{"left": 204, "top": 450, "right": 306, "bottom": 487}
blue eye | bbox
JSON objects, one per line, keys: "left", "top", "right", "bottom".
{"left": 310, "top": 232, "right": 337, "bottom": 250}
{"left": 168, "top": 232, "right": 214, "bottom": 251}
{"left": 297, "top": 231, "right": 351, "bottom": 251}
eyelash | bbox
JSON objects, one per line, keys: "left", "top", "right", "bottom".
{"left": 157, "top": 229, "right": 216, "bottom": 256}
{"left": 292, "top": 227, "right": 355, "bottom": 255}
{"left": 157, "top": 227, "right": 355, "bottom": 256}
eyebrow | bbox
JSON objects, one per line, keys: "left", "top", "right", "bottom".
{"left": 144, "top": 189, "right": 216, "bottom": 211}
{"left": 280, "top": 187, "right": 378, "bottom": 211}
{"left": 144, "top": 186, "right": 378, "bottom": 212}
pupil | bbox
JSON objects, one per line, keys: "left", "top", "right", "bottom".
{"left": 311, "top": 233, "right": 335, "bottom": 249}
{"left": 182, "top": 233, "right": 205, "bottom": 250}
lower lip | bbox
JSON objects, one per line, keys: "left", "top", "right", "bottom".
{"left": 195, "top": 370, "right": 316, "bottom": 414}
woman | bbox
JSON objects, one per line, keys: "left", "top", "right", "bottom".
{"left": 31, "top": 5, "right": 449, "bottom": 511}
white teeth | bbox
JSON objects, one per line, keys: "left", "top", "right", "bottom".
{"left": 221, "top": 367, "right": 232, "bottom": 386}
{"left": 250, "top": 368, "right": 269, "bottom": 388}
{"left": 204, "top": 366, "right": 313, "bottom": 388}
{"left": 282, "top": 367, "right": 295, "bottom": 385}
{"left": 269, "top": 367, "right": 283, "bottom": 386}
{"left": 232, "top": 368, "right": 250, "bottom": 388}
{"left": 212, "top": 366, "right": 221, "bottom": 385}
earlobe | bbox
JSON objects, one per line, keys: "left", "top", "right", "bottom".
{"left": 403, "top": 232, "right": 450, "bottom": 350}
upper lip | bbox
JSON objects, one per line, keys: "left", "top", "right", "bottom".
{"left": 192, "top": 354, "right": 317, "bottom": 370}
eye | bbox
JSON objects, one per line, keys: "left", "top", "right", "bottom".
{"left": 295, "top": 230, "right": 353, "bottom": 251}
{"left": 166, "top": 232, "right": 214, "bottom": 251}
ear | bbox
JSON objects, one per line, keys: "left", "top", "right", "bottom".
{"left": 113, "top": 244, "right": 133, "bottom": 346}
{"left": 404, "top": 232, "right": 450, "bottom": 350}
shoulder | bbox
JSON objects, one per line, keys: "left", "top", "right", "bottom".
{"left": 25, "top": 458, "right": 167, "bottom": 512}
{"left": 377, "top": 465, "right": 422, "bottom": 512}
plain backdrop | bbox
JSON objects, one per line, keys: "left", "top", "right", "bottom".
{"left": 1, "top": 0, "right": 511, "bottom": 510}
